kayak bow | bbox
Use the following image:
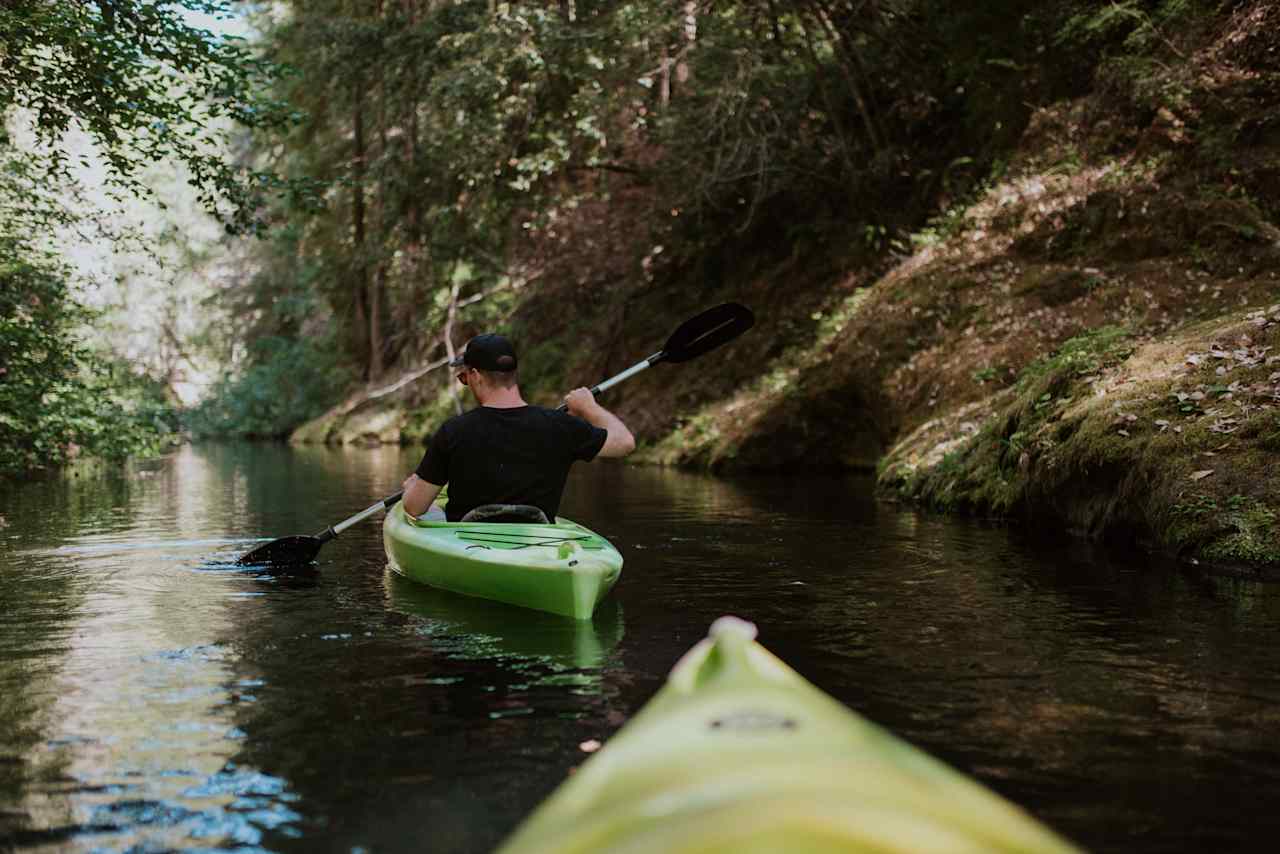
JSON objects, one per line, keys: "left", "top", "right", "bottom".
{"left": 498, "top": 616, "right": 1082, "bottom": 853}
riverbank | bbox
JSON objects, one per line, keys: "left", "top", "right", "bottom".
{"left": 291, "top": 4, "right": 1280, "bottom": 577}
{"left": 641, "top": 6, "right": 1280, "bottom": 577}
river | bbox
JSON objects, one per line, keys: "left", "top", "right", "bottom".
{"left": 2, "top": 443, "right": 1279, "bottom": 853}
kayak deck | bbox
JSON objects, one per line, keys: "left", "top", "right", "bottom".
{"left": 498, "top": 617, "right": 1082, "bottom": 853}
{"left": 382, "top": 505, "right": 623, "bottom": 620}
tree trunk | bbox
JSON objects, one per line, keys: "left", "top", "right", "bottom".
{"left": 805, "top": 0, "right": 884, "bottom": 153}
{"left": 795, "top": 15, "right": 857, "bottom": 180}
{"left": 370, "top": 265, "right": 385, "bottom": 383}
{"left": 659, "top": 44, "right": 671, "bottom": 108}
{"left": 676, "top": 1, "right": 696, "bottom": 86}
{"left": 351, "top": 72, "right": 371, "bottom": 380}
{"left": 443, "top": 268, "right": 464, "bottom": 415}
{"left": 367, "top": 0, "right": 388, "bottom": 383}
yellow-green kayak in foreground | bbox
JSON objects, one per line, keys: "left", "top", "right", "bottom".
{"left": 498, "top": 617, "right": 1082, "bottom": 854}
{"left": 382, "top": 504, "right": 622, "bottom": 620}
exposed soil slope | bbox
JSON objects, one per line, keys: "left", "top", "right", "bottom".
{"left": 640, "top": 3, "right": 1280, "bottom": 575}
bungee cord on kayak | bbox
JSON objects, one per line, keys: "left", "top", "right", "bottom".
{"left": 454, "top": 531, "right": 597, "bottom": 549}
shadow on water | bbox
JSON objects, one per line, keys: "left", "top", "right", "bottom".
{"left": 3, "top": 443, "right": 1280, "bottom": 852}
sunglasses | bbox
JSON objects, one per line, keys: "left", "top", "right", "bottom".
{"left": 456, "top": 367, "right": 474, "bottom": 385}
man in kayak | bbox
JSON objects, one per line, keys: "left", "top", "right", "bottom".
{"left": 401, "top": 333, "right": 635, "bottom": 522}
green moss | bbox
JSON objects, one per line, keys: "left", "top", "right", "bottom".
{"left": 1019, "top": 326, "right": 1132, "bottom": 386}
{"left": 1201, "top": 502, "right": 1280, "bottom": 563}
{"left": 1258, "top": 413, "right": 1280, "bottom": 453}
{"left": 878, "top": 326, "right": 1139, "bottom": 520}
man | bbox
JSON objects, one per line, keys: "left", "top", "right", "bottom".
{"left": 401, "top": 333, "right": 635, "bottom": 522}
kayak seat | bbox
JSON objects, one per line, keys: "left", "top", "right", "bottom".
{"left": 459, "top": 504, "right": 550, "bottom": 524}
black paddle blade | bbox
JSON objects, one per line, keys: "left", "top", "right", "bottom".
{"left": 661, "top": 302, "right": 755, "bottom": 363}
{"left": 235, "top": 536, "right": 324, "bottom": 567}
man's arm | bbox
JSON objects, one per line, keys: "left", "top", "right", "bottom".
{"left": 564, "top": 387, "right": 636, "bottom": 458}
{"left": 401, "top": 473, "right": 444, "bottom": 517}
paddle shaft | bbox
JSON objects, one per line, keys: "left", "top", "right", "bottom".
{"left": 557, "top": 304, "right": 753, "bottom": 410}
{"left": 315, "top": 490, "right": 405, "bottom": 542}
{"left": 556, "top": 350, "right": 663, "bottom": 412}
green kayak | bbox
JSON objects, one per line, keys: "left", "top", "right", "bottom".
{"left": 381, "top": 504, "right": 623, "bottom": 620}
{"left": 498, "top": 617, "right": 1082, "bottom": 854}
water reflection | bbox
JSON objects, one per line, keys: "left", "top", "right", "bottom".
{"left": 384, "top": 571, "right": 624, "bottom": 678}
{"left": 0, "top": 448, "right": 305, "bottom": 850}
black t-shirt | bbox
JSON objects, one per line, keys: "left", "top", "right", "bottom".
{"left": 416, "top": 405, "right": 608, "bottom": 522}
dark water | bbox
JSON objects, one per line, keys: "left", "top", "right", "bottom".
{"left": 3, "top": 444, "right": 1280, "bottom": 853}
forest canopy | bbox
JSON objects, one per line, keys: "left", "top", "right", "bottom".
{"left": 0, "top": 0, "right": 298, "bottom": 474}
{"left": 3, "top": 0, "right": 1135, "bottom": 470}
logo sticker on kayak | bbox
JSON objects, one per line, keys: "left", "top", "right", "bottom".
{"left": 708, "top": 710, "right": 798, "bottom": 732}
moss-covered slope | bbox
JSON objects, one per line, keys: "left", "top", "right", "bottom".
{"left": 637, "top": 3, "right": 1280, "bottom": 575}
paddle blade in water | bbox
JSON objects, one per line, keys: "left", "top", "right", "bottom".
{"left": 235, "top": 536, "right": 323, "bottom": 567}
{"left": 661, "top": 302, "right": 755, "bottom": 363}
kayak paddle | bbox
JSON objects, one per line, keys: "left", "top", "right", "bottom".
{"left": 234, "top": 301, "right": 754, "bottom": 567}
{"left": 234, "top": 493, "right": 404, "bottom": 567}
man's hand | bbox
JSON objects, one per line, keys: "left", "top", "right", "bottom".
{"left": 564, "top": 387, "right": 635, "bottom": 458}
{"left": 564, "top": 387, "right": 599, "bottom": 417}
{"left": 402, "top": 472, "right": 444, "bottom": 517}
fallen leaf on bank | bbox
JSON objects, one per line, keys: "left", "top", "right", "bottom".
{"left": 1190, "top": 470, "right": 1214, "bottom": 480}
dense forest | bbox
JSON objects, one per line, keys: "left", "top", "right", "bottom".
{"left": 202, "top": 0, "right": 1097, "bottom": 434}
{"left": 3, "top": 1, "right": 1277, "bottom": 572}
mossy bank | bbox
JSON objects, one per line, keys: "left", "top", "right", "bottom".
{"left": 293, "top": 2, "right": 1280, "bottom": 577}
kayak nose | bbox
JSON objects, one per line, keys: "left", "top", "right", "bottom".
{"left": 668, "top": 616, "right": 767, "bottom": 694}
{"left": 710, "top": 615, "right": 758, "bottom": 642}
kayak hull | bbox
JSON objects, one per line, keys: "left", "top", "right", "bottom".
{"left": 381, "top": 505, "right": 622, "bottom": 620}
{"left": 498, "top": 616, "right": 1082, "bottom": 854}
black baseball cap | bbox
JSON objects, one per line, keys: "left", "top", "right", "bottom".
{"left": 449, "top": 333, "right": 518, "bottom": 372}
